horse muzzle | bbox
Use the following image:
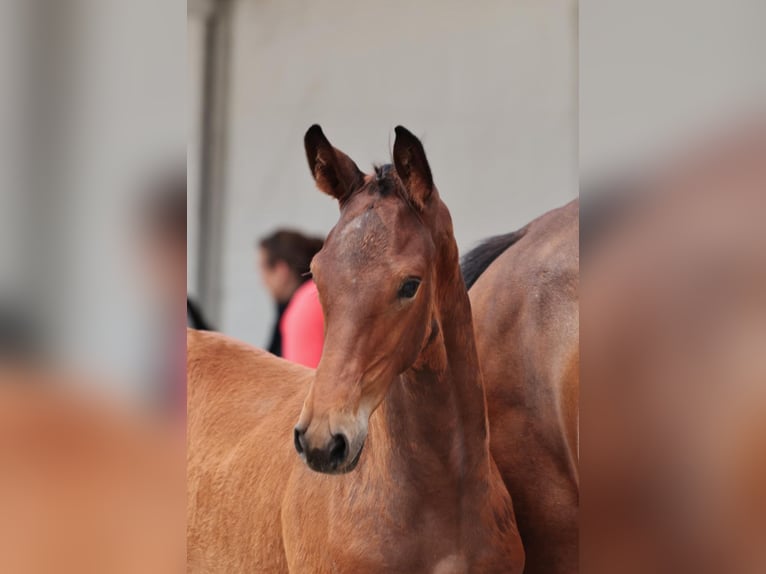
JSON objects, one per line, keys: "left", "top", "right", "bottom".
{"left": 293, "top": 426, "right": 365, "bottom": 474}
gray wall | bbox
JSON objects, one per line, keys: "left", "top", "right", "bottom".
{"left": 204, "top": 0, "right": 578, "bottom": 346}
{"left": 581, "top": 0, "right": 766, "bottom": 178}
{"left": 0, "top": 0, "right": 185, "bottom": 398}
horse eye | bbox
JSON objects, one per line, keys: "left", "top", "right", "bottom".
{"left": 398, "top": 278, "right": 421, "bottom": 299}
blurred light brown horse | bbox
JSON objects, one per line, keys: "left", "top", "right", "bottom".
{"left": 0, "top": 374, "right": 184, "bottom": 574}
{"left": 187, "top": 126, "right": 525, "bottom": 573}
{"left": 462, "top": 199, "right": 579, "bottom": 573}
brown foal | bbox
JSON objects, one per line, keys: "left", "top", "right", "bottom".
{"left": 187, "top": 126, "right": 524, "bottom": 573}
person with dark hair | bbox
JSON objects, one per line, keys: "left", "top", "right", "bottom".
{"left": 257, "top": 229, "right": 324, "bottom": 367}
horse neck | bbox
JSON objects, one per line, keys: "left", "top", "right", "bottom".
{"left": 377, "top": 233, "right": 491, "bottom": 486}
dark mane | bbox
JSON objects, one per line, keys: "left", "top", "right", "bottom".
{"left": 372, "top": 163, "right": 396, "bottom": 197}
{"left": 579, "top": 178, "right": 643, "bottom": 261}
{"left": 369, "top": 163, "right": 426, "bottom": 217}
{"left": 460, "top": 228, "right": 527, "bottom": 290}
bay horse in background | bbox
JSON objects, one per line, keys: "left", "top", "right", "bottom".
{"left": 581, "top": 125, "right": 766, "bottom": 574}
{"left": 187, "top": 126, "right": 525, "bottom": 572}
{"left": 462, "top": 200, "right": 579, "bottom": 573}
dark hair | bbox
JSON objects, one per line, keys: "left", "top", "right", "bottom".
{"left": 259, "top": 229, "right": 324, "bottom": 281}
{"left": 460, "top": 228, "right": 527, "bottom": 290}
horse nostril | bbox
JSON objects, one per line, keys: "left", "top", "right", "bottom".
{"left": 293, "top": 427, "right": 306, "bottom": 455}
{"left": 328, "top": 433, "right": 348, "bottom": 467}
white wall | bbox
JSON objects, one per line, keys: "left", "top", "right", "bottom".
{"left": 214, "top": 0, "right": 577, "bottom": 346}
{"left": 580, "top": 0, "right": 766, "bottom": 177}
{"left": 0, "top": 0, "right": 25, "bottom": 298}
{"left": 30, "top": 0, "right": 185, "bottom": 398}
{"left": 187, "top": 6, "right": 207, "bottom": 299}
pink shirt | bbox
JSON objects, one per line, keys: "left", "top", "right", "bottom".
{"left": 280, "top": 280, "right": 324, "bottom": 368}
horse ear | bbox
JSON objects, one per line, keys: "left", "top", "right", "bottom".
{"left": 393, "top": 126, "right": 434, "bottom": 210}
{"left": 304, "top": 125, "right": 364, "bottom": 204}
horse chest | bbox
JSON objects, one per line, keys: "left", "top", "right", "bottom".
{"left": 332, "top": 505, "right": 474, "bottom": 572}
{"left": 432, "top": 553, "right": 468, "bottom": 574}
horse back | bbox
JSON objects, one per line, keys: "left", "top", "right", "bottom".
{"left": 468, "top": 199, "right": 579, "bottom": 574}
{"left": 186, "top": 329, "right": 310, "bottom": 572}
